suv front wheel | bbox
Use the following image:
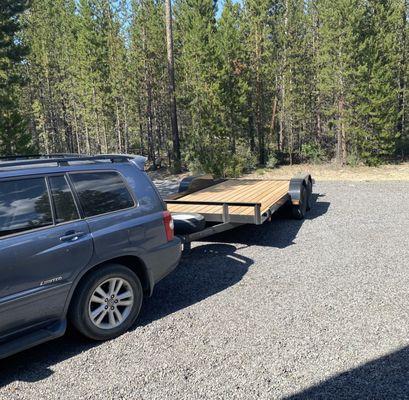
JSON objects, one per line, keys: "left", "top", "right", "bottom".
{"left": 69, "top": 264, "right": 143, "bottom": 341}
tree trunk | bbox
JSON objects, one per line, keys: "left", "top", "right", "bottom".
{"left": 137, "top": 101, "right": 145, "bottom": 155}
{"left": 146, "top": 70, "right": 155, "bottom": 165}
{"left": 123, "top": 101, "right": 129, "bottom": 153}
{"left": 72, "top": 102, "right": 81, "bottom": 154}
{"left": 165, "top": 0, "right": 181, "bottom": 173}
{"left": 269, "top": 94, "right": 278, "bottom": 150}
{"left": 141, "top": 25, "right": 155, "bottom": 167}
{"left": 279, "top": 0, "right": 289, "bottom": 154}
{"left": 397, "top": 1, "right": 408, "bottom": 143}
{"left": 254, "top": 22, "right": 265, "bottom": 165}
{"left": 337, "top": 96, "right": 347, "bottom": 166}
{"left": 115, "top": 98, "right": 122, "bottom": 153}
{"left": 85, "top": 123, "right": 91, "bottom": 154}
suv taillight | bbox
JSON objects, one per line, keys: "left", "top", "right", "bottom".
{"left": 163, "top": 211, "right": 174, "bottom": 241}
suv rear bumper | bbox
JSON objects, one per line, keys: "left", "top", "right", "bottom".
{"left": 141, "top": 237, "right": 182, "bottom": 294}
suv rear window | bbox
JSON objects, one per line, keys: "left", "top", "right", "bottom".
{"left": 70, "top": 172, "right": 135, "bottom": 217}
{"left": 49, "top": 175, "right": 79, "bottom": 224}
{"left": 0, "top": 178, "right": 53, "bottom": 237}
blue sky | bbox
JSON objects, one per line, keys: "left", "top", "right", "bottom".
{"left": 216, "top": 0, "right": 242, "bottom": 18}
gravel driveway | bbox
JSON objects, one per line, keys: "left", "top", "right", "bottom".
{"left": 1, "top": 181, "right": 409, "bottom": 400}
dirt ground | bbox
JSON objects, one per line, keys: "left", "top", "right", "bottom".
{"left": 149, "top": 162, "right": 409, "bottom": 183}
{"left": 248, "top": 162, "right": 409, "bottom": 181}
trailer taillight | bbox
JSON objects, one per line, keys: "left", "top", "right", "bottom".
{"left": 163, "top": 211, "right": 174, "bottom": 241}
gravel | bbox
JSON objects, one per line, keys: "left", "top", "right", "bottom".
{"left": 1, "top": 181, "right": 409, "bottom": 400}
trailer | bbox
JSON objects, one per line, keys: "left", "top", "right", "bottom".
{"left": 164, "top": 173, "right": 313, "bottom": 251}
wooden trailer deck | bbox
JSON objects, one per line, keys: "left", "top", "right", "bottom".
{"left": 166, "top": 179, "right": 291, "bottom": 224}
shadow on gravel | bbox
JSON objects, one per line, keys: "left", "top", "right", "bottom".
{"left": 0, "top": 329, "right": 97, "bottom": 386}
{"left": 0, "top": 244, "right": 252, "bottom": 386}
{"left": 203, "top": 193, "right": 330, "bottom": 249}
{"left": 284, "top": 346, "right": 409, "bottom": 400}
{"left": 138, "top": 243, "right": 253, "bottom": 325}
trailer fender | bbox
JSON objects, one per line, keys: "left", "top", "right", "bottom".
{"left": 288, "top": 174, "right": 313, "bottom": 219}
{"left": 178, "top": 174, "right": 219, "bottom": 195}
{"left": 172, "top": 212, "right": 206, "bottom": 235}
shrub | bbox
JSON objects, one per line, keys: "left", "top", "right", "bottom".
{"left": 185, "top": 139, "right": 257, "bottom": 178}
{"left": 224, "top": 143, "right": 257, "bottom": 177}
{"left": 346, "top": 150, "right": 361, "bottom": 167}
{"left": 266, "top": 153, "right": 279, "bottom": 169}
{"left": 300, "top": 143, "right": 325, "bottom": 164}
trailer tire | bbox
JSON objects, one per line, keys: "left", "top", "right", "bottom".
{"left": 172, "top": 213, "right": 206, "bottom": 235}
{"left": 306, "top": 178, "right": 313, "bottom": 211}
{"left": 292, "top": 185, "right": 308, "bottom": 220}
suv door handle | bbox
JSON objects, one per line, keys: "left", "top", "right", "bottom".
{"left": 59, "top": 231, "right": 86, "bottom": 242}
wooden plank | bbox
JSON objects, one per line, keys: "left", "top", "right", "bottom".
{"left": 211, "top": 180, "right": 269, "bottom": 214}
{"left": 166, "top": 179, "right": 291, "bottom": 219}
{"left": 169, "top": 180, "right": 264, "bottom": 215}
{"left": 171, "top": 180, "right": 258, "bottom": 214}
{"left": 258, "top": 181, "right": 290, "bottom": 212}
{"left": 227, "top": 181, "right": 283, "bottom": 215}
{"left": 182, "top": 180, "right": 262, "bottom": 202}
{"left": 166, "top": 181, "right": 284, "bottom": 216}
{"left": 234, "top": 181, "right": 289, "bottom": 215}
{"left": 227, "top": 180, "right": 288, "bottom": 214}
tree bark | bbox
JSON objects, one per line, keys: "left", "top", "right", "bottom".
{"left": 269, "top": 94, "right": 277, "bottom": 149}
{"left": 337, "top": 95, "right": 347, "bottom": 166}
{"left": 165, "top": 0, "right": 181, "bottom": 173}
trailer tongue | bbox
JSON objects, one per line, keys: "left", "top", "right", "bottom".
{"left": 164, "top": 174, "right": 313, "bottom": 250}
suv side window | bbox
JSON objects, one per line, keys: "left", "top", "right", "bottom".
{"left": 0, "top": 178, "right": 53, "bottom": 237}
{"left": 69, "top": 172, "right": 135, "bottom": 218}
{"left": 48, "top": 175, "right": 79, "bottom": 224}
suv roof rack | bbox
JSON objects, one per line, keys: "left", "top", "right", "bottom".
{"left": 0, "top": 153, "right": 87, "bottom": 161}
{"left": 0, "top": 154, "right": 146, "bottom": 169}
{"left": 0, "top": 153, "right": 86, "bottom": 161}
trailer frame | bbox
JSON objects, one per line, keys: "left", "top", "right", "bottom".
{"left": 164, "top": 173, "right": 313, "bottom": 248}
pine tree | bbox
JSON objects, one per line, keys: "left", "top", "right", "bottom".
{"left": 4, "top": 0, "right": 408, "bottom": 167}
{"left": 175, "top": 0, "right": 230, "bottom": 176}
{"left": 395, "top": 0, "right": 408, "bottom": 157}
{"left": 352, "top": 0, "right": 403, "bottom": 164}
{"left": 23, "top": 0, "right": 78, "bottom": 152}
{"left": 130, "top": 0, "right": 169, "bottom": 168}
{"left": 276, "top": 0, "right": 316, "bottom": 164}
{"left": 165, "top": 0, "right": 181, "bottom": 172}
{"left": 0, "top": 0, "right": 31, "bottom": 155}
{"left": 242, "top": 0, "right": 274, "bottom": 165}
{"left": 74, "top": 0, "right": 105, "bottom": 153}
{"left": 314, "top": 0, "right": 362, "bottom": 165}
{"left": 217, "top": 0, "right": 249, "bottom": 170}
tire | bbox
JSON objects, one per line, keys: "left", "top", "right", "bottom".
{"left": 69, "top": 264, "right": 143, "bottom": 341}
{"left": 306, "top": 179, "right": 313, "bottom": 211}
{"left": 172, "top": 212, "right": 206, "bottom": 235}
{"left": 291, "top": 185, "right": 308, "bottom": 220}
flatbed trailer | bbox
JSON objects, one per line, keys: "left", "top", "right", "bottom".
{"left": 164, "top": 173, "right": 313, "bottom": 249}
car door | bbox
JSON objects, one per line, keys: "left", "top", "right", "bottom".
{"left": 0, "top": 175, "right": 93, "bottom": 337}
{"left": 68, "top": 170, "right": 145, "bottom": 262}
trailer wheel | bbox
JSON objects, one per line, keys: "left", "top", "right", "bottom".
{"left": 292, "top": 185, "right": 308, "bottom": 220}
{"left": 306, "top": 178, "right": 313, "bottom": 211}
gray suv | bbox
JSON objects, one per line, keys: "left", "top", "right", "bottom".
{"left": 0, "top": 154, "right": 181, "bottom": 359}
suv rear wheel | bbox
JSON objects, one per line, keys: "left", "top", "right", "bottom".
{"left": 69, "top": 264, "right": 143, "bottom": 341}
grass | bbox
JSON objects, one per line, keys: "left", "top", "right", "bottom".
{"left": 246, "top": 162, "right": 409, "bottom": 181}
{"left": 148, "top": 162, "right": 409, "bottom": 182}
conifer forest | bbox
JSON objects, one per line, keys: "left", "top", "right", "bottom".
{"left": 1, "top": 0, "right": 409, "bottom": 176}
